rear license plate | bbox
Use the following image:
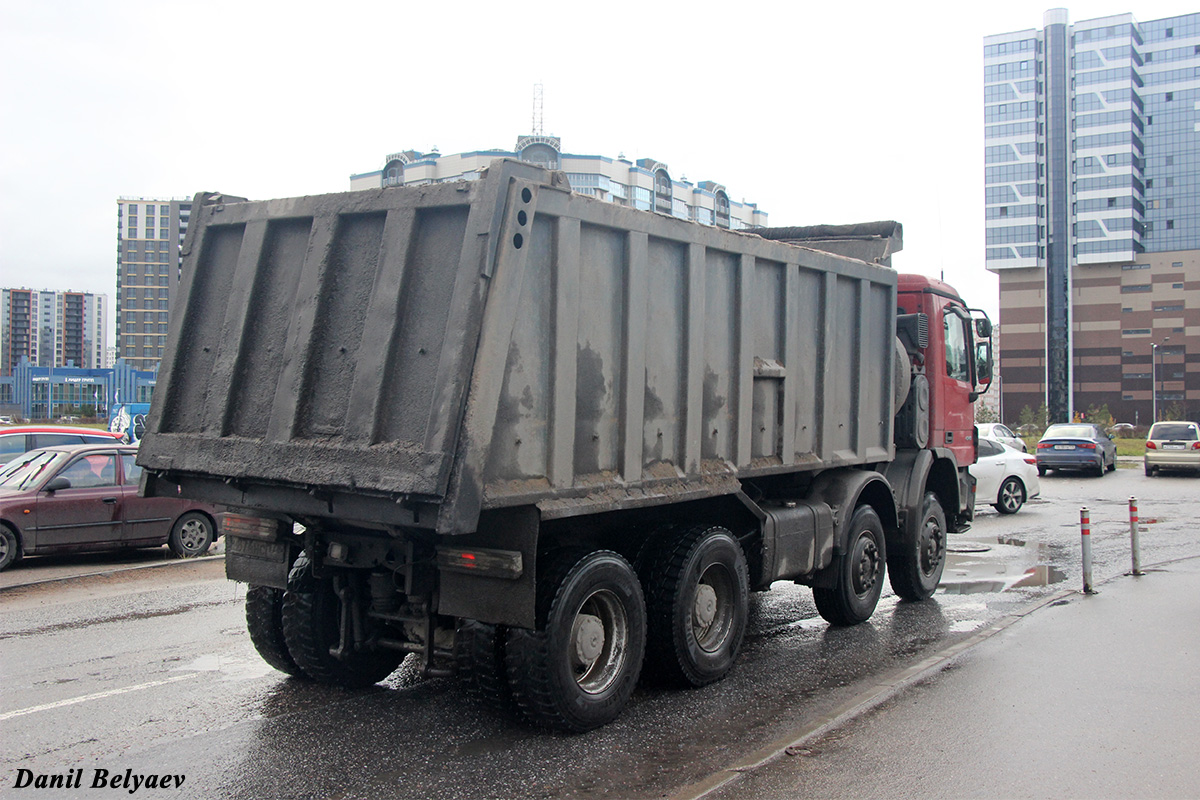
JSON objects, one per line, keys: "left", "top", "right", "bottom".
{"left": 1054, "top": 444, "right": 1075, "bottom": 450}
{"left": 1164, "top": 443, "right": 1186, "bottom": 450}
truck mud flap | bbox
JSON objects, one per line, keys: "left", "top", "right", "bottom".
{"left": 226, "top": 536, "right": 293, "bottom": 589}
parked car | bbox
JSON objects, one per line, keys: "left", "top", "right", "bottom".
{"left": 0, "top": 425, "right": 124, "bottom": 464}
{"left": 1144, "top": 421, "right": 1200, "bottom": 476}
{"left": 977, "top": 422, "right": 1027, "bottom": 452}
{"left": 1035, "top": 423, "right": 1117, "bottom": 476}
{"left": 0, "top": 444, "right": 219, "bottom": 571}
{"left": 971, "top": 438, "right": 1040, "bottom": 514}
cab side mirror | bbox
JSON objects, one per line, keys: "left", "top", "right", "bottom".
{"left": 44, "top": 476, "right": 71, "bottom": 493}
{"left": 975, "top": 318, "right": 993, "bottom": 338}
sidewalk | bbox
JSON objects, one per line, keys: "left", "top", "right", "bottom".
{"left": 692, "top": 557, "right": 1200, "bottom": 800}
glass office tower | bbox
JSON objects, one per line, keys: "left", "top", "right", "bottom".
{"left": 985, "top": 10, "right": 1198, "bottom": 425}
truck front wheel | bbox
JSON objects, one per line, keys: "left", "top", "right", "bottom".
{"left": 643, "top": 526, "right": 749, "bottom": 687}
{"left": 281, "top": 557, "right": 404, "bottom": 688}
{"left": 506, "top": 549, "right": 646, "bottom": 732}
{"left": 888, "top": 491, "right": 946, "bottom": 601}
{"left": 814, "top": 505, "right": 886, "bottom": 626}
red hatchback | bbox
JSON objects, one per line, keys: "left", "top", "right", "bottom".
{"left": 0, "top": 444, "right": 220, "bottom": 571}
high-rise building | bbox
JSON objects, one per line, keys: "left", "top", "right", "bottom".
{"left": 1, "top": 288, "right": 107, "bottom": 376}
{"left": 116, "top": 197, "right": 192, "bottom": 373}
{"left": 984, "top": 10, "right": 1198, "bottom": 425}
{"left": 351, "top": 135, "right": 769, "bottom": 229}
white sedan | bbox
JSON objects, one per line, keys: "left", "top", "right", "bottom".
{"left": 977, "top": 422, "right": 1027, "bottom": 452}
{"left": 971, "top": 438, "right": 1041, "bottom": 514}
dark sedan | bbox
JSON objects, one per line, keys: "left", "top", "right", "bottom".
{"left": 1035, "top": 423, "right": 1118, "bottom": 476}
{"left": 0, "top": 444, "right": 219, "bottom": 571}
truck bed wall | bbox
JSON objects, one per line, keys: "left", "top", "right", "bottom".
{"left": 138, "top": 160, "right": 898, "bottom": 535}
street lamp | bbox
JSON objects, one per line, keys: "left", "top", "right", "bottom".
{"left": 1152, "top": 342, "right": 1158, "bottom": 424}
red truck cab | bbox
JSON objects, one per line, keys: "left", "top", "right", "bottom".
{"left": 896, "top": 274, "right": 992, "bottom": 469}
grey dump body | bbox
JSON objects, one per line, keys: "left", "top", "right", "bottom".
{"left": 138, "top": 159, "right": 898, "bottom": 536}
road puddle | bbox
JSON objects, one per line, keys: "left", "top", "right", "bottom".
{"left": 940, "top": 535, "right": 1067, "bottom": 594}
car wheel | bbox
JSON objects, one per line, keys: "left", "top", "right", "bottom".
{"left": 1106, "top": 455, "right": 1116, "bottom": 473}
{"left": 1145, "top": 463, "right": 1155, "bottom": 477}
{"left": 1094, "top": 458, "right": 1106, "bottom": 477}
{"left": 1037, "top": 466, "right": 1048, "bottom": 476}
{"left": 0, "top": 525, "right": 21, "bottom": 571}
{"left": 993, "top": 477, "right": 1025, "bottom": 515}
{"left": 168, "top": 512, "right": 215, "bottom": 557}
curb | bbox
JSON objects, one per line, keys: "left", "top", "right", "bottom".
{"left": 0, "top": 552, "right": 224, "bottom": 593}
{"left": 668, "top": 555, "right": 1199, "bottom": 800}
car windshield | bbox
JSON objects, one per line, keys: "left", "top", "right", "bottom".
{"left": 1043, "top": 425, "right": 1095, "bottom": 439}
{"left": 1150, "top": 424, "right": 1198, "bottom": 441}
{"left": 0, "top": 450, "right": 65, "bottom": 491}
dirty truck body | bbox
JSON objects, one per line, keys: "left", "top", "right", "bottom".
{"left": 139, "top": 159, "right": 991, "bottom": 731}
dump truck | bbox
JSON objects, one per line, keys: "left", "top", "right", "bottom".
{"left": 138, "top": 159, "right": 992, "bottom": 732}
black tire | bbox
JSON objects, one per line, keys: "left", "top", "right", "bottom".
{"left": 246, "top": 585, "right": 304, "bottom": 676}
{"left": 1093, "top": 458, "right": 1106, "bottom": 477}
{"left": 168, "top": 512, "right": 214, "bottom": 557}
{"left": 281, "top": 557, "right": 404, "bottom": 688}
{"left": 993, "top": 477, "right": 1025, "bottom": 515}
{"left": 0, "top": 525, "right": 20, "bottom": 572}
{"left": 887, "top": 492, "right": 946, "bottom": 602}
{"left": 815, "top": 506, "right": 887, "bottom": 625}
{"left": 1145, "top": 462, "right": 1155, "bottom": 477}
{"left": 1037, "top": 466, "right": 1048, "bottom": 476}
{"left": 643, "top": 526, "right": 749, "bottom": 687}
{"left": 456, "top": 620, "right": 515, "bottom": 712}
{"left": 506, "top": 549, "right": 646, "bottom": 732}
{"left": 1106, "top": 455, "right": 1116, "bottom": 473}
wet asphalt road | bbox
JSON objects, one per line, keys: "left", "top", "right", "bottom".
{"left": 2, "top": 465, "right": 1197, "bottom": 799}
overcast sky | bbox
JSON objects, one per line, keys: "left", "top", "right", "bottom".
{"left": 1, "top": 0, "right": 1194, "bottom": 336}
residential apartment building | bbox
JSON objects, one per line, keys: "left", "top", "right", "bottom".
{"left": 984, "top": 10, "right": 1198, "bottom": 425}
{"left": 1, "top": 288, "right": 107, "bottom": 376}
{"left": 116, "top": 197, "right": 192, "bottom": 373}
{"left": 350, "top": 135, "right": 769, "bottom": 229}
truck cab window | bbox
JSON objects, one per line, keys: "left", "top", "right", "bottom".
{"left": 944, "top": 314, "right": 970, "bottom": 382}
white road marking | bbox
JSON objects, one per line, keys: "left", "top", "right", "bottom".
{"left": 0, "top": 673, "right": 196, "bottom": 721}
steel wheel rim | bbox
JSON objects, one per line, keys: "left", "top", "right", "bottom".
{"left": 919, "top": 515, "right": 944, "bottom": 577}
{"left": 569, "top": 589, "right": 628, "bottom": 695}
{"left": 178, "top": 519, "right": 208, "bottom": 552}
{"left": 693, "top": 563, "right": 735, "bottom": 653}
{"left": 851, "top": 534, "right": 881, "bottom": 597}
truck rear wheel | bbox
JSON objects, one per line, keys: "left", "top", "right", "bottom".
{"left": 456, "top": 620, "right": 514, "bottom": 712}
{"left": 246, "top": 585, "right": 303, "bottom": 676}
{"left": 506, "top": 549, "right": 646, "bottom": 732}
{"left": 644, "top": 526, "right": 749, "bottom": 687}
{"left": 814, "top": 505, "right": 886, "bottom": 626}
{"left": 281, "top": 557, "right": 404, "bottom": 688}
{"left": 888, "top": 491, "right": 946, "bottom": 601}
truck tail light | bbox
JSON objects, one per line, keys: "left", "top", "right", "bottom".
{"left": 220, "top": 513, "right": 288, "bottom": 540}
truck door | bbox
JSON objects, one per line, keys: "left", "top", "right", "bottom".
{"left": 935, "top": 305, "right": 976, "bottom": 466}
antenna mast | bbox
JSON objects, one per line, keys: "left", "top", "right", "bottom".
{"left": 532, "top": 83, "right": 544, "bottom": 135}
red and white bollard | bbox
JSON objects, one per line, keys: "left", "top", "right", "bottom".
{"left": 1129, "top": 497, "right": 1144, "bottom": 576}
{"left": 1080, "top": 507, "right": 1096, "bottom": 594}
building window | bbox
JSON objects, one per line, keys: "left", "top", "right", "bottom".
{"left": 653, "top": 169, "right": 672, "bottom": 216}
{"left": 1167, "top": 220, "right": 1174, "bottom": 230}
{"left": 715, "top": 191, "right": 730, "bottom": 229}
